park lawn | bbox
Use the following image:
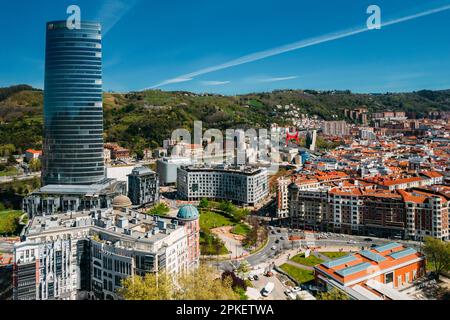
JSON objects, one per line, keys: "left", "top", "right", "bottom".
{"left": 290, "top": 253, "right": 324, "bottom": 267}
{"left": 199, "top": 231, "right": 229, "bottom": 255}
{"left": 279, "top": 264, "right": 315, "bottom": 284}
{"left": 0, "top": 167, "right": 18, "bottom": 177}
{"left": 200, "top": 210, "right": 233, "bottom": 230}
{"left": 230, "top": 223, "right": 251, "bottom": 236}
{"left": 320, "top": 252, "right": 349, "bottom": 259}
{"left": 0, "top": 210, "right": 22, "bottom": 234}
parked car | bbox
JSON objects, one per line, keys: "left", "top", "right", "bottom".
{"left": 280, "top": 237, "right": 285, "bottom": 240}
{"left": 284, "top": 289, "right": 292, "bottom": 296}
{"left": 292, "top": 286, "right": 302, "bottom": 293}
{"left": 271, "top": 246, "right": 277, "bottom": 250}
{"left": 364, "top": 238, "right": 373, "bottom": 242}
{"left": 248, "top": 276, "right": 254, "bottom": 281}
{"left": 254, "top": 275, "right": 259, "bottom": 281}
{"left": 275, "top": 240, "right": 280, "bottom": 244}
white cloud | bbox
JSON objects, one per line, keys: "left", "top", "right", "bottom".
{"left": 257, "top": 76, "right": 298, "bottom": 83}
{"left": 200, "top": 80, "right": 231, "bottom": 86}
{"left": 148, "top": 4, "right": 450, "bottom": 89}
{"left": 96, "top": 0, "right": 139, "bottom": 36}
{"left": 162, "top": 77, "right": 193, "bottom": 85}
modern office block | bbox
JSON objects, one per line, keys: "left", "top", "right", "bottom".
{"left": 42, "top": 21, "right": 105, "bottom": 185}
{"left": 177, "top": 165, "right": 268, "bottom": 205}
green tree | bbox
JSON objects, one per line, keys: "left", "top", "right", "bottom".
{"left": 237, "top": 260, "right": 251, "bottom": 274}
{"left": 423, "top": 237, "right": 450, "bottom": 279}
{"left": 316, "top": 288, "right": 349, "bottom": 300}
{"left": 0, "top": 144, "right": 15, "bottom": 157}
{"left": 7, "top": 155, "right": 17, "bottom": 166}
{"left": 147, "top": 203, "right": 170, "bottom": 216}
{"left": 29, "top": 158, "right": 41, "bottom": 172}
{"left": 218, "top": 200, "right": 235, "bottom": 214}
{"left": 198, "top": 198, "right": 210, "bottom": 209}
{"left": 118, "top": 272, "right": 174, "bottom": 300}
{"left": 118, "top": 265, "right": 240, "bottom": 300}
{"left": 175, "top": 265, "right": 240, "bottom": 300}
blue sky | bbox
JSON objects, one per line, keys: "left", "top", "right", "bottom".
{"left": 0, "top": 0, "right": 449, "bottom": 94}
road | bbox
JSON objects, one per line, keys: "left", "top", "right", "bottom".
{"left": 0, "top": 172, "right": 40, "bottom": 183}
{"left": 250, "top": 272, "right": 288, "bottom": 300}
{"left": 213, "top": 226, "right": 423, "bottom": 272}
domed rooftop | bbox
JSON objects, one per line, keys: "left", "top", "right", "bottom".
{"left": 177, "top": 205, "right": 199, "bottom": 221}
{"left": 112, "top": 195, "right": 132, "bottom": 209}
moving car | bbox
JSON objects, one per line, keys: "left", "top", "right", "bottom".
{"left": 271, "top": 246, "right": 277, "bottom": 250}
{"left": 364, "top": 238, "right": 373, "bottom": 242}
{"left": 261, "top": 282, "right": 275, "bottom": 297}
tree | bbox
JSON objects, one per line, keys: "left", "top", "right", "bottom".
{"left": 423, "top": 237, "right": 450, "bottom": 279}
{"left": 176, "top": 265, "right": 240, "bottom": 300}
{"left": 198, "top": 198, "right": 210, "bottom": 209}
{"left": 316, "top": 288, "right": 349, "bottom": 300}
{"left": 147, "top": 203, "right": 170, "bottom": 216}
{"left": 118, "top": 264, "right": 240, "bottom": 300}
{"left": 218, "top": 200, "right": 235, "bottom": 215}
{"left": 118, "top": 272, "right": 174, "bottom": 300}
{"left": 7, "top": 155, "right": 17, "bottom": 166}
{"left": 29, "top": 158, "right": 41, "bottom": 172}
{"left": 237, "top": 260, "right": 251, "bottom": 275}
{"left": 0, "top": 144, "right": 15, "bottom": 157}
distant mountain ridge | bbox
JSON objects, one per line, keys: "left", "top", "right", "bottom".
{"left": 0, "top": 84, "right": 449, "bottom": 154}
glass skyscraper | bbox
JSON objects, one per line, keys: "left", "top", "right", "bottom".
{"left": 42, "top": 21, "right": 105, "bottom": 185}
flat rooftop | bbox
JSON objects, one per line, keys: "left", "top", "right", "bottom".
{"left": 34, "top": 178, "right": 122, "bottom": 195}
{"left": 180, "top": 165, "right": 266, "bottom": 175}
{"left": 315, "top": 243, "right": 424, "bottom": 285}
{"left": 24, "top": 208, "right": 183, "bottom": 249}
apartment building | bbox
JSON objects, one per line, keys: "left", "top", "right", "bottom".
{"left": 287, "top": 184, "right": 449, "bottom": 240}
{"left": 277, "top": 171, "right": 348, "bottom": 219}
{"left": 399, "top": 190, "right": 449, "bottom": 241}
{"left": 288, "top": 184, "right": 330, "bottom": 230}
{"left": 321, "top": 121, "right": 350, "bottom": 137}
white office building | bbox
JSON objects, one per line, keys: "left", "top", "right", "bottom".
{"left": 177, "top": 165, "right": 268, "bottom": 205}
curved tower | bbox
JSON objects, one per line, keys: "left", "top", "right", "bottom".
{"left": 42, "top": 21, "right": 105, "bottom": 185}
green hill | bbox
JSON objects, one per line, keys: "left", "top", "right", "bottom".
{"left": 1, "top": 85, "right": 450, "bottom": 155}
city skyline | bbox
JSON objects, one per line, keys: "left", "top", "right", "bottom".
{"left": 0, "top": 0, "right": 450, "bottom": 94}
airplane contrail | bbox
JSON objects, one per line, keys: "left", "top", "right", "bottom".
{"left": 146, "top": 4, "right": 450, "bottom": 89}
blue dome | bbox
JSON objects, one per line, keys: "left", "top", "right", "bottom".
{"left": 177, "top": 205, "right": 199, "bottom": 220}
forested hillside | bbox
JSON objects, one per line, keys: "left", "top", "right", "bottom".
{"left": 1, "top": 85, "right": 449, "bottom": 155}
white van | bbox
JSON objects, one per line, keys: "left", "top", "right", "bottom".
{"left": 261, "top": 282, "right": 275, "bottom": 297}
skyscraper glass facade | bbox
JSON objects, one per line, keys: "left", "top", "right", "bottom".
{"left": 42, "top": 21, "right": 105, "bottom": 185}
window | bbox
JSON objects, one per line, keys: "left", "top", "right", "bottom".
{"left": 385, "top": 272, "right": 393, "bottom": 284}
